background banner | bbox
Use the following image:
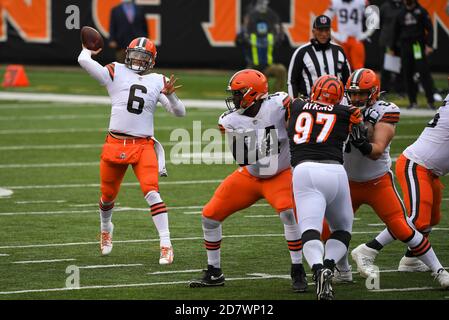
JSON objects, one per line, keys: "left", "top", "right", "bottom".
{"left": 0, "top": 0, "right": 448, "bottom": 70}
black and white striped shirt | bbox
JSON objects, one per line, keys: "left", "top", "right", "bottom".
{"left": 287, "top": 41, "right": 351, "bottom": 98}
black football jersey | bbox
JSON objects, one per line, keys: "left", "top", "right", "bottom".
{"left": 286, "top": 99, "right": 362, "bottom": 166}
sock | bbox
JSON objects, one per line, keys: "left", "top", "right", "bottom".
{"left": 99, "top": 199, "right": 114, "bottom": 232}
{"left": 203, "top": 220, "right": 222, "bottom": 268}
{"left": 324, "top": 239, "right": 348, "bottom": 264}
{"left": 284, "top": 224, "right": 303, "bottom": 264}
{"left": 145, "top": 191, "right": 171, "bottom": 247}
{"left": 374, "top": 228, "right": 396, "bottom": 248}
{"left": 366, "top": 239, "right": 384, "bottom": 251}
{"left": 303, "top": 239, "right": 324, "bottom": 269}
{"left": 407, "top": 233, "right": 443, "bottom": 272}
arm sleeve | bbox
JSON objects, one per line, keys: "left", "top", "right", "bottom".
{"left": 77, "top": 49, "right": 112, "bottom": 86}
{"left": 158, "top": 93, "right": 186, "bottom": 117}
{"left": 287, "top": 48, "right": 305, "bottom": 98}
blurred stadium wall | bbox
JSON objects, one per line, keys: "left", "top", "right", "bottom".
{"left": 0, "top": 0, "right": 448, "bottom": 71}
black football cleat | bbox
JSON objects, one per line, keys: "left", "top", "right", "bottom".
{"left": 291, "top": 263, "right": 308, "bottom": 293}
{"left": 314, "top": 268, "right": 334, "bottom": 300}
{"left": 189, "top": 265, "right": 225, "bottom": 288}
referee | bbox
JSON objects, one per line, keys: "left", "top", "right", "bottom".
{"left": 287, "top": 15, "right": 351, "bottom": 98}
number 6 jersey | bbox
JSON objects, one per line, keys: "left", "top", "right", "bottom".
{"left": 78, "top": 48, "right": 185, "bottom": 137}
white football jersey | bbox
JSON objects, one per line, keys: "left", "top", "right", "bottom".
{"left": 78, "top": 49, "right": 185, "bottom": 138}
{"left": 404, "top": 96, "right": 449, "bottom": 177}
{"left": 218, "top": 92, "right": 291, "bottom": 179}
{"left": 344, "top": 100, "right": 400, "bottom": 182}
{"left": 106, "top": 63, "right": 164, "bottom": 137}
{"left": 326, "top": 0, "right": 368, "bottom": 41}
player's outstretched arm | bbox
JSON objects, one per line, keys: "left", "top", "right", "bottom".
{"left": 159, "top": 75, "right": 185, "bottom": 117}
{"left": 77, "top": 47, "right": 111, "bottom": 86}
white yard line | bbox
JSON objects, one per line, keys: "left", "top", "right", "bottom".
{"left": 0, "top": 115, "right": 108, "bottom": 121}
{"left": 147, "top": 269, "right": 202, "bottom": 275}
{"left": 0, "top": 271, "right": 443, "bottom": 295}
{"left": 370, "top": 287, "right": 436, "bottom": 293}
{"left": 0, "top": 92, "right": 225, "bottom": 109}
{"left": 0, "top": 162, "right": 99, "bottom": 169}
{"left": 0, "top": 254, "right": 10, "bottom": 257}
{"left": 182, "top": 211, "right": 203, "bottom": 215}
{"left": 12, "top": 258, "right": 76, "bottom": 264}
{"left": 78, "top": 264, "right": 143, "bottom": 269}
{"left": 0, "top": 142, "right": 216, "bottom": 151}
{"left": 0, "top": 233, "right": 283, "bottom": 250}
{"left": 0, "top": 203, "right": 270, "bottom": 216}
{"left": 5, "top": 179, "right": 223, "bottom": 190}
{"left": 0, "top": 127, "right": 177, "bottom": 135}
{"left": 0, "top": 144, "right": 103, "bottom": 151}
{"left": 244, "top": 215, "right": 278, "bottom": 218}
{"left": 15, "top": 200, "right": 66, "bottom": 204}
{"left": 0, "top": 158, "right": 233, "bottom": 168}
{"left": 0, "top": 188, "right": 13, "bottom": 198}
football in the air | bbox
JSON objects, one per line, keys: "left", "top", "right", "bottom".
{"left": 80, "top": 26, "right": 104, "bottom": 51}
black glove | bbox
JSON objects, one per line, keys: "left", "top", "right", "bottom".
{"left": 363, "top": 108, "right": 380, "bottom": 126}
{"left": 350, "top": 124, "right": 373, "bottom": 156}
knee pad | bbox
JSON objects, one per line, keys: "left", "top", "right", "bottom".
{"left": 202, "top": 216, "right": 221, "bottom": 230}
{"left": 329, "top": 230, "right": 351, "bottom": 249}
{"left": 279, "top": 209, "right": 296, "bottom": 225}
{"left": 301, "top": 229, "right": 321, "bottom": 245}
{"left": 144, "top": 191, "right": 163, "bottom": 206}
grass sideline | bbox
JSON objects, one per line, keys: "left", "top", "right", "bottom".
{"left": 0, "top": 66, "right": 448, "bottom": 108}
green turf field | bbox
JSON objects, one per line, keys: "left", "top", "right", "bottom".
{"left": 0, "top": 69, "right": 448, "bottom": 300}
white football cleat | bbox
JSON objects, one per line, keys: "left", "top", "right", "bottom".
{"left": 333, "top": 265, "right": 353, "bottom": 284}
{"left": 351, "top": 244, "right": 379, "bottom": 278}
{"left": 100, "top": 223, "right": 114, "bottom": 256}
{"left": 433, "top": 269, "right": 449, "bottom": 289}
{"left": 398, "top": 256, "right": 431, "bottom": 272}
{"left": 159, "top": 246, "right": 174, "bottom": 265}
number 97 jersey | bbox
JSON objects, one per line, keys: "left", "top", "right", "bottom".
{"left": 106, "top": 63, "right": 166, "bottom": 137}
{"left": 287, "top": 100, "right": 362, "bottom": 167}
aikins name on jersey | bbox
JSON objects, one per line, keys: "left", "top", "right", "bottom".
{"left": 302, "top": 103, "right": 334, "bottom": 112}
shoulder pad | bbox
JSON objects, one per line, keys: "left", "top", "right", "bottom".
{"left": 373, "top": 101, "right": 400, "bottom": 124}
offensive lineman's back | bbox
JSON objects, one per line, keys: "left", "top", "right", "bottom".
{"left": 287, "top": 99, "right": 362, "bottom": 166}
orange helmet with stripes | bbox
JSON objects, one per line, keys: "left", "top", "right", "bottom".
{"left": 225, "top": 69, "right": 268, "bottom": 113}
{"left": 345, "top": 68, "right": 380, "bottom": 108}
{"left": 125, "top": 37, "right": 157, "bottom": 73}
{"left": 310, "top": 75, "right": 344, "bottom": 105}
